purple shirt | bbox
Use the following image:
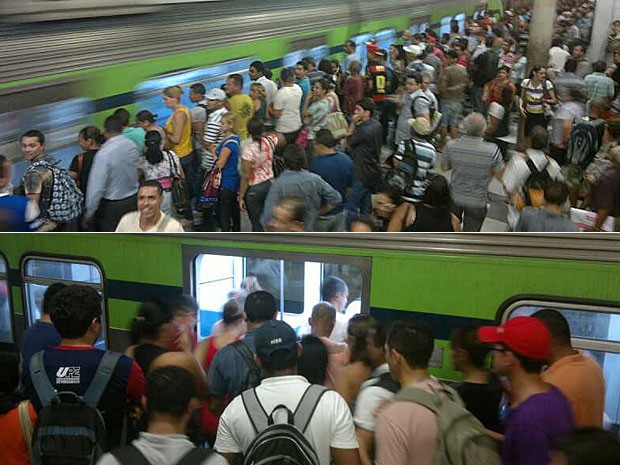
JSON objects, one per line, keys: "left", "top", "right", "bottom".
{"left": 502, "top": 386, "right": 573, "bottom": 465}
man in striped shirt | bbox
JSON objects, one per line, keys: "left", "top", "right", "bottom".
{"left": 393, "top": 117, "right": 436, "bottom": 203}
{"left": 442, "top": 113, "right": 504, "bottom": 232}
{"left": 202, "top": 88, "right": 227, "bottom": 171}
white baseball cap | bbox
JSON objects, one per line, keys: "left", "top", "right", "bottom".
{"left": 206, "top": 88, "right": 227, "bottom": 100}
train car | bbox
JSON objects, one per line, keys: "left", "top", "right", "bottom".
{"left": 0, "top": 233, "right": 618, "bottom": 432}
{"left": 0, "top": 0, "right": 502, "bottom": 184}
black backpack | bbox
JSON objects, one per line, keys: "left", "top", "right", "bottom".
{"left": 367, "top": 371, "right": 400, "bottom": 394}
{"left": 411, "top": 94, "right": 436, "bottom": 121}
{"left": 385, "top": 140, "right": 418, "bottom": 195}
{"left": 231, "top": 340, "right": 262, "bottom": 391}
{"left": 30, "top": 350, "right": 121, "bottom": 465}
{"left": 520, "top": 157, "right": 551, "bottom": 208}
{"left": 112, "top": 444, "right": 214, "bottom": 465}
{"left": 566, "top": 118, "right": 605, "bottom": 168}
{"left": 241, "top": 384, "right": 328, "bottom": 465}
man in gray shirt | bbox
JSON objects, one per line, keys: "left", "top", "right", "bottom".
{"left": 260, "top": 144, "right": 341, "bottom": 231}
{"left": 83, "top": 115, "right": 139, "bottom": 231}
{"left": 96, "top": 366, "right": 226, "bottom": 465}
{"left": 515, "top": 180, "right": 579, "bottom": 232}
{"left": 442, "top": 113, "right": 504, "bottom": 232}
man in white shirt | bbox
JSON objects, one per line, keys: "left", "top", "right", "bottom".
{"left": 202, "top": 88, "right": 228, "bottom": 169}
{"left": 548, "top": 37, "right": 570, "bottom": 75}
{"left": 249, "top": 61, "right": 278, "bottom": 107}
{"left": 271, "top": 67, "right": 303, "bottom": 144}
{"left": 215, "top": 320, "right": 361, "bottom": 465}
{"left": 322, "top": 276, "right": 351, "bottom": 343}
{"left": 115, "top": 181, "right": 184, "bottom": 232}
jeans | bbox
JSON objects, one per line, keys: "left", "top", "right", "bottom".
{"left": 245, "top": 180, "right": 271, "bottom": 232}
{"left": 345, "top": 178, "right": 373, "bottom": 229}
{"left": 453, "top": 204, "right": 488, "bottom": 232}
{"left": 217, "top": 187, "right": 240, "bottom": 232}
{"left": 471, "top": 85, "right": 486, "bottom": 116}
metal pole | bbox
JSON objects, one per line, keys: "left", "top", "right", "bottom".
{"left": 526, "top": 0, "right": 557, "bottom": 74}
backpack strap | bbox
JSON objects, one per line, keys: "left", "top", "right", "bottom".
{"left": 525, "top": 157, "right": 539, "bottom": 177}
{"left": 82, "top": 351, "right": 122, "bottom": 409}
{"left": 393, "top": 386, "right": 441, "bottom": 415}
{"left": 176, "top": 447, "right": 214, "bottom": 465}
{"left": 372, "top": 372, "right": 401, "bottom": 394}
{"left": 231, "top": 340, "right": 260, "bottom": 381}
{"left": 111, "top": 444, "right": 152, "bottom": 465}
{"left": 293, "top": 385, "right": 329, "bottom": 433}
{"left": 29, "top": 350, "right": 58, "bottom": 408}
{"left": 156, "top": 214, "right": 172, "bottom": 232}
{"left": 241, "top": 388, "right": 269, "bottom": 434}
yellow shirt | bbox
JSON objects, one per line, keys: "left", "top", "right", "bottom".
{"left": 227, "top": 94, "right": 254, "bottom": 139}
{"left": 165, "top": 105, "right": 193, "bottom": 158}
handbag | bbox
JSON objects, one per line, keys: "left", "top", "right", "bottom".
{"left": 325, "top": 112, "right": 349, "bottom": 139}
{"left": 295, "top": 127, "right": 310, "bottom": 149}
{"left": 199, "top": 167, "right": 222, "bottom": 207}
{"left": 167, "top": 152, "right": 190, "bottom": 212}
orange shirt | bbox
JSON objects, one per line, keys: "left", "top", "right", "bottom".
{"left": 0, "top": 402, "right": 36, "bottom": 465}
{"left": 542, "top": 351, "right": 606, "bottom": 428}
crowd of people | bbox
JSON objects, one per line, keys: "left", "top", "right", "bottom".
{"left": 1, "top": 278, "right": 619, "bottom": 465}
{"left": 1, "top": 1, "right": 619, "bottom": 232}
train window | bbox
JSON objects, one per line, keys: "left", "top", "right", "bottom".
{"left": 134, "top": 58, "right": 258, "bottom": 130}
{"left": 21, "top": 257, "right": 107, "bottom": 349}
{"left": 374, "top": 29, "right": 396, "bottom": 55}
{"left": 440, "top": 16, "right": 453, "bottom": 36}
{"left": 501, "top": 298, "right": 620, "bottom": 436}
{"left": 0, "top": 255, "right": 11, "bottom": 343}
{"left": 454, "top": 13, "right": 466, "bottom": 35}
{"left": 190, "top": 251, "right": 370, "bottom": 339}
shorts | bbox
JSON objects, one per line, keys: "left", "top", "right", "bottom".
{"left": 440, "top": 101, "right": 463, "bottom": 128}
{"left": 524, "top": 112, "right": 548, "bottom": 136}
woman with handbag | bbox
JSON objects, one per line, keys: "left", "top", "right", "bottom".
{"left": 138, "top": 131, "right": 184, "bottom": 217}
{"left": 215, "top": 112, "right": 242, "bottom": 232}
{"left": 239, "top": 117, "right": 280, "bottom": 231}
{"left": 520, "top": 66, "right": 557, "bottom": 149}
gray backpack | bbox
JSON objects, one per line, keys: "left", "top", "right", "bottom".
{"left": 394, "top": 384, "right": 501, "bottom": 465}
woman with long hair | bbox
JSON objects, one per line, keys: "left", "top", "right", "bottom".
{"left": 388, "top": 174, "right": 462, "bottom": 232}
{"left": 163, "top": 86, "right": 193, "bottom": 159}
{"left": 303, "top": 79, "right": 331, "bottom": 155}
{"left": 215, "top": 112, "right": 241, "bottom": 231}
{"left": 520, "top": 65, "right": 557, "bottom": 148}
{"left": 137, "top": 130, "right": 184, "bottom": 216}
{"left": 69, "top": 126, "right": 105, "bottom": 197}
{"left": 239, "top": 117, "right": 279, "bottom": 231}
{"left": 250, "top": 82, "right": 268, "bottom": 120}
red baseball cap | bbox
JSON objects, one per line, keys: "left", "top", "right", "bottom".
{"left": 366, "top": 42, "right": 380, "bottom": 54}
{"left": 477, "top": 317, "right": 551, "bottom": 360}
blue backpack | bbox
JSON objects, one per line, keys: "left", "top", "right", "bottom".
{"left": 566, "top": 118, "right": 604, "bottom": 168}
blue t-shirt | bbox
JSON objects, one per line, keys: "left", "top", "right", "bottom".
{"left": 207, "top": 330, "right": 257, "bottom": 400}
{"left": 0, "top": 195, "right": 41, "bottom": 231}
{"left": 23, "top": 346, "right": 144, "bottom": 447}
{"left": 297, "top": 77, "right": 311, "bottom": 112}
{"left": 216, "top": 135, "right": 241, "bottom": 192}
{"left": 310, "top": 151, "right": 354, "bottom": 214}
{"left": 502, "top": 386, "right": 574, "bottom": 465}
{"left": 20, "top": 321, "right": 61, "bottom": 376}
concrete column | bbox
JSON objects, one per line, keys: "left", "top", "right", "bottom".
{"left": 526, "top": 0, "right": 557, "bottom": 72}
{"left": 589, "top": 0, "right": 620, "bottom": 63}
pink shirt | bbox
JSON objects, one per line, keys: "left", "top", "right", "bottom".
{"left": 241, "top": 134, "right": 277, "bottom": 186}
{"left": 375, "top": 379, "right": 441, "bottom": 465}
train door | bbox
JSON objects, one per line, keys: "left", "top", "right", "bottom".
{"left": 499, "top": 296, "right": 620, "bottom": 437}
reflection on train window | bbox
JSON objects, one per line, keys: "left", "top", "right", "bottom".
{"left": 351, "top": 33, "right": 373, "bottom": 71}
{"left": 440, "top": 16, "right": 453, "bottom": 36}
{"left": 22, "top": 257, "right": 107, "bottom": 349}
{"left": 374, "top": 29, "right": 396, "bottom": 57}
{"left": 3, "top": 98, "right": 94, "bottom": 186}
{"left": 134, "top": 58, "right": 257, "bottom": 130}
{"left": 284, "top": 46, "right": 328, "bottom": 70}
{"left": 504, "top": 301, "right": 620, "bottom": 436}
{"left": 454, "top": 14, "right": 466, "bottom": 35}
{"left": 0, "top": 255, "right": 11, "bottom": 343}
{"left": 193, "top": 254, "right": 364, "bottom": 339}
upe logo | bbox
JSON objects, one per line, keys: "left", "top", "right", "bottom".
{"left": 56, "top": 366, "right": 81, "bottom": 384}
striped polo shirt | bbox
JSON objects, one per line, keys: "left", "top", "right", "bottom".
{"left": 443, "top": 136, "right": 504, "bottom": 209}
{"left": 395, "top": 137, "right": 436, "bottom": 202}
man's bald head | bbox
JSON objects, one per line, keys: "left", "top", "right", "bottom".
{"left": 309, "top": 302, "right": 337, "bottom": 338}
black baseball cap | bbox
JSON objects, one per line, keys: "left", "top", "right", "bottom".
{"left": 255, "top": 320, "right": 298, "bottom": 370}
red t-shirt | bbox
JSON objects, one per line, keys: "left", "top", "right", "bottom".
{"left": 0, "top": 402, "right": 36, "bottom": 465}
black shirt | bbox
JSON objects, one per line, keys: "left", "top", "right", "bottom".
{"left": 133, "top": 343, "right": 169, "bottom": 374}
{"left": 69, "top": 149, "right": 98, "bottom": 197}
{"left": 347, "top": 119, "right": 383, "bottom": 187}
{"left": 456, "top": 372, "right": 503, "bottom": 433}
